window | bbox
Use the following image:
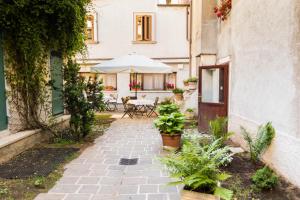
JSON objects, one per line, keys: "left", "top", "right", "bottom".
{"left": 130, "top": 73, "right": 176, "bottom": 91}
{"left": 134, "top": 13, "right": 155, "bottom": 42}
{"left": 97, "top": 74, "right": 117, "bottom": 91}
{"left": 85, "top": 15, "right": 95, "bottom": 42}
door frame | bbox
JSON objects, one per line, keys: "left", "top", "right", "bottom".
{"left": 198, "top": 64, "right": 229, "bottom": 131}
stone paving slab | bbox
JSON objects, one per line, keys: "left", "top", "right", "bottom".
{"left": 35, "top": 118, "right": 181, "bottom": 200}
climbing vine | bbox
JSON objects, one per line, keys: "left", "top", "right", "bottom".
{"left": 0, "top": 0, "right": 90, "bottom": 129}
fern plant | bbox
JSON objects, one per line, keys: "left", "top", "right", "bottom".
{"left": 241, "top": 122, "right": 275, "bottom": 163}
{"left": 251, "top": 166, "right": 278, "bottom": 190}
{"left": 209, "top": 117, "right": 234, "bottom": 145}
{"left": 160, "top": 140, "right": 233, "bottom": 200}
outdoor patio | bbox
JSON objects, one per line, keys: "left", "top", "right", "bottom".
{"left": 35, "top": 116, "right": 181, "bottom": 200}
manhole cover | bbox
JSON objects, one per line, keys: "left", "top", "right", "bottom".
{"left": 119, "top": 158, "right": 138, "bottom": 166}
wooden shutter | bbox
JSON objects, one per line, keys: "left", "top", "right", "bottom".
{"left": 0, "top": 32, "right": 7, "bottom": 131}
{"left": 50, "top": 51, "right": 64, "bottom": 116}
{"left": 143, "top": 15, "right": 152, "bottom": 41}
{"left": 136, "top": 16, "right": 143, "bottom": 41}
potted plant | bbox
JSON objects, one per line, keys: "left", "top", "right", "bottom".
{"left": 154, "top": 112, "right": 185, "bottom": 149}
{"left": 160, "top": 140, "right": 233, "bottom": 200}
{"left": 173, "top": 88, "right": 184, "bottom": 101}
{"left": 166, "top": 83, "right": 175, "bottom": 90}
{"left": 185, "top": 108, "right": 194, "bottom": 120}
{"left": 129, "top": 81, "right": 141, "bottom": 91}
{"left": 183, "top": 79, "right": 189, "bottom": 87}
{"left": 158, "top": 104, "right": 180, "bottom": 116}
{"left": 187, "top": 77, "right": 198, "bottom": 90}
{"left": 214, "top": 0, "right": 232, "bottom": 21}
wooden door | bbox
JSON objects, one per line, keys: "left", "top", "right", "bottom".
{"left": 0, "top": 32, "right": 7, "bottom": 131}
{"left": 50, "top": 51, "right": 64, "bottom": 116}
{"left": 198, "top": 65, "right": 229, "bottom": 132}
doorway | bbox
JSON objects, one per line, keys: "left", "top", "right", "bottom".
{"left": 0, "top": 32, "right": 7, "bottom": 131}
{"left": 198, "top": 64, "right": 229, "bottom": 131}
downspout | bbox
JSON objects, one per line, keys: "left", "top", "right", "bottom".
{"left": 189, "top": 0, "right": 193, "bottom": 77}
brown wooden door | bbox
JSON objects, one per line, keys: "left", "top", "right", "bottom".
{"left": 198, "top": 64, "right": 229, "bottom": 132}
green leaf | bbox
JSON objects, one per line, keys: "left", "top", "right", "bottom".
{"left": 214, "top": 187, "right": 233, "bottom": 200}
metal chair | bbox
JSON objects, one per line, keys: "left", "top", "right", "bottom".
{"left": 147, "top": 97, "right": 159, "bottom": 117}
{"left": 108, "top": 94, "right": 118, "bottom": 111}
{"left": 121, "top": 97, "right": 135, "bottom": 119}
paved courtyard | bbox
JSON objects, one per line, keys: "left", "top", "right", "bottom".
{"left": 35, "top": 118, "right": 181, "bottom": 200}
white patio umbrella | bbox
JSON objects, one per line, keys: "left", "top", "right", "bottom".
{"left": 91, "top": 54, "right": 173, "bottom": 98}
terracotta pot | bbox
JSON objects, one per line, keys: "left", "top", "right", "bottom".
{"left": 188, "top": 82, "right": 197, "bottom": 90}
{"left": 181, "top": 190, "right": 219, "bottom": 200}
{"left": 174, "top": 93, "right": 183, "bottom": 101}
{"left": 161, "top": 133, "right": 181, "bottom": 148}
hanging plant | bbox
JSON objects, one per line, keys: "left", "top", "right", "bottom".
{"left": 214, "top": 0, "right": 232, "bottom": 21}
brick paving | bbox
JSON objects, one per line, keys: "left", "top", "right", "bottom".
{"left": 35, "top": 118, "right": 181, "bottom": 200}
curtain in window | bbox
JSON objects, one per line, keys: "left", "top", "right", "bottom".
{"left": 153, "top": 74, "right": 164, "bottom": 90}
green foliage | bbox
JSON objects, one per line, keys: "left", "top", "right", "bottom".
{"left": 187, "top": 77, "right": 198, "bottom": 82}
{"left": 160, "top": 140, "right": 233, "bottom": 200}
{"left": 158, "top": 104, "right": 180, "bottom": 115}
{"left": 209, "top": 117, "right": 234, "bottom": 145}
{"left": 172, "top": 88, "right": 184, "bottom": 94}
{"left": 186, "top": 108, "right": 194, "bottom": 113}
{"left": 241, "top": 122, "right": 275, "bottom": 163}
{"left": 251, "top": 166, "right": 278, "bottom": 190}
{"left": 0, "top": 187, "right": 8, "bottom": 196}
{"left": 0, "top": 0, "right": 90, "bottom": 128}
{"left": 33, "top": 177, "right": 46, "bottom": 188}
{"left": 64, "top": 59, "right": 95, "bottom": 140}
{"left": 154, "top": 112, "right": 185, "bottom": 135}
{"left": 86, "top": 77, "right": 105, "bottom": 111}
{"left": 160, "top": 97, "right": 173, "bottom": 105}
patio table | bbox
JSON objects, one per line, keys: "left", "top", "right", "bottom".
{"left": 127, "top": 99, "right": 154, "bottom": 116}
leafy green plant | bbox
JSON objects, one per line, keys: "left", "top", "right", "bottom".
{"left": 154, "top": 112, "right": 185, "bottom": 135}
{"left": 160, "top": 140, "right": 233, "bottom": 200}
{"left": 209, "top": 117, "right": 234, "bottom": 145}
{"left": 251, "top": 166, "right": 278, "bottom": 190}
{"left": 160, "top": 97, "right": 173, "bottom": 105}
{"left": 172, "top": 88, "right": 185, "bottom": 94}
{"left": 86, "top": 77, "right": 105, "bottom": 111}
{"left": 158, "top": 104, "right": 180, "bottom": 116}
{"left": 186, "top": 108, "right": 194, "bottom": 113}
{"left": 187, "top": 77, "right": 198, "bottom": 82}
{"left": 64, "top": 60, "right": 95, "bottom": 141}
{"left": 0, "top": 187, "right": 8, "bottom": 196}
{"left": 241, "top": 122, "right": 275, "bottom": 163}
{"left": 33, "top": 177, "right": 46, "bottom": 188}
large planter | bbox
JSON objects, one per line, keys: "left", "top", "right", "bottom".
{"left": 181, "top": 190, "right": 219, "bottom": 200}
{"left": 188, "top": 82, "right": 197, "bottom": 90}
{"left": 174, "top": 93, "right": 183, "bottom": 101}
{"left": 161, "top": 133, "right": 181, "bottom": 149}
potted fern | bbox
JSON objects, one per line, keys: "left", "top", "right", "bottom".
{"left": 154, "top": 112, "right": 185, "bottom": 149}
{"left": 173, "top": 88, "right": 184, "bottom": 101}
{"left": 160, "top": 140, "right": 233, "bottom": 200}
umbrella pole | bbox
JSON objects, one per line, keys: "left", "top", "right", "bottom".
{"left": 135, "top": 73, "right": 138, "bottom": 99}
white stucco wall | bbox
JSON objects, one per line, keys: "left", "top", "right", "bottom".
{"left": 226, "top": 0, "right": 300, "bottom": 187}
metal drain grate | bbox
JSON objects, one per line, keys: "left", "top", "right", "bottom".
{"left": 119, "top": 158, "right": 138, "bottom": 166}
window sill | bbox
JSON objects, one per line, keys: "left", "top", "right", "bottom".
{"left": 130, "top": 90, "right": 173, "bottom": 93}
{"left": 85, "top": 41, "right": 99, "bottom": 44}
{"left": 132, "top": 41, "right": 157, "bottom": 44}
{"left": 157, "top": 4, "right": 190, "bottom": 7}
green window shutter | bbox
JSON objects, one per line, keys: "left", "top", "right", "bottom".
{"left": 50, "top": 51, "right": 64, "bottom": 116}
{"left": 0, "top": 32, "right": 7, "bottom": 131}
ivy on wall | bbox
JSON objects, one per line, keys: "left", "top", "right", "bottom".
{"left": 0, "top": 0, "right": 90, "bottom": 129}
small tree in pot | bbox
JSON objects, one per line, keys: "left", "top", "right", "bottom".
{"left": 173, "top": 88, "right": 185, "bottom": 101}
{"left": 160, "top": 140, "right": 233, "bottom": 200}
{"left": 154, "top": 112, "right": 185, "bottom": 149}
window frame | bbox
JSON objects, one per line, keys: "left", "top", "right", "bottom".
{"left": 133, "top": 12, "right": 156, "bottom": 43}
{"left": 85, "top": 12, "right": 98, "bottom": 44}
{"left": 98, "top": 73, "right": 118, "bottom": 91}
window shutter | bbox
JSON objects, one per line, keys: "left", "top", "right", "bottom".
{"left": 136, "top": 16, "right": 143, "bottom": 41}
{"left": 143, "top": 15, "right": 152, "bottom": 41}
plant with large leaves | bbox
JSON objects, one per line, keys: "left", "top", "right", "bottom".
{"left": 154, "top": 112, "right": 185, "bottom": 135}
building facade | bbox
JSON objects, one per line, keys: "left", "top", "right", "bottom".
{"left": 191, "top": 0, "right": 300, "bottom": 187}
{"left": 78, "top": 0, "right": 191, "bottom": 101}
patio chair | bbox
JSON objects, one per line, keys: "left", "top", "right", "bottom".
{"left": 147, "top": 97, "right": 159, "bottom": 117}
{"left": 121, "top": 97, "right": 134, "bottom": 119}
{"left": 108, "top": 94, "right": 118, "bottom": 111}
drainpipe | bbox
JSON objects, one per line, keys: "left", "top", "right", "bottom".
{"left": 189, "top": 0, "right": 193, "bottom": 77}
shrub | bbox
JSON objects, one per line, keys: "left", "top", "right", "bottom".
{"left": 186, "top": 108, "right": 194, "bottom": 113}
{"left": 160, "top": 140, "right": 233, "bottom": 200}
{"left": 241, "top": 122, "right": 275, "bottom": 163}
{"left": 154, "top": 112, "right": 185, "bottom": 135}
{"left": 172, "top": 88, "right": 184, "bottom": 94}
{"left": 64, "top": 59, "right": 95, "bottom": 140}
{"left": 86, "top": 77, "right": 105, "bottom": 111}
{"left": 158, "top": 104, "right": 180, "bottom": 116}
{"left": 33, "top": 177, "right": 46, "bottom": 188}
{"left": 251, "top": 166, "right": 278, "bottom": 190}
{"left": 160, "top": 97, "right": 173, "bottom": 105}
{"left": 209, "top": 117, "right": 234, "bottom": 145}
{"left": 187, "top": 77, "right": 198, "bottom": 82}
